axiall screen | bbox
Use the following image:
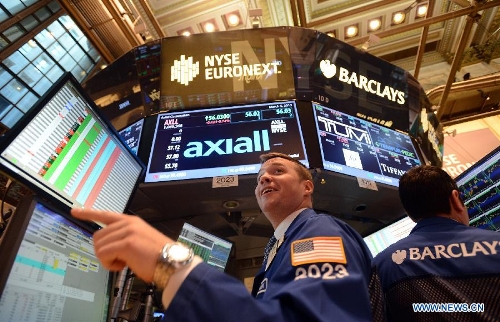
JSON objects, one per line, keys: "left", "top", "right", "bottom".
{"left": 145, "top": 100, "right": 308, "bottom": 182}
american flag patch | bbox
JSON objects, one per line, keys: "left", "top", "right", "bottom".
{"left": 291, "top": 237, "right": 346, "bottom": 266}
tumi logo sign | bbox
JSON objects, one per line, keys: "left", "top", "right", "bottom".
{"left": 317, "top": 115, "right": 371, "bottom": 145}
{"left": 183, "top": 130, "right": 271, "bottom": 157}
{"left": 319, "top": 59, "right": 405, "bottom": 105}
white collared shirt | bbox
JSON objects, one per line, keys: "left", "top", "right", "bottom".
{"left": 272, "top": 208, "right": 306, "bottom": 242}
{"left": 265, "top": 208, "right": 306, "bottom": 270}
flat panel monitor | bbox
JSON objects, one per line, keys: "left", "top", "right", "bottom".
{"left": 177, "top": 223, "right": 233, "bottom": 271}
{"left": 312, "top": 102, "right": 421, "bottom": 187}
{"left": 0, "top": 196, "right": 111, "bottom": 321}
{"left": 145, "top": 100, "right": 308, "bottom": 182}
{"left": 311, "top": 32, "right": 411, "bottom": 132}
{"left": 363, "top": 216, "right": 416, "bottom": 257}
{"left": 455, "top": 146, "right": 500, "bottom": 232}
{"left": 118, "top": 118, "right": 144, "bottom": 156}
{"left": 0, "top": 73, "right": 145, "bottom": 213}
{"left": 160, "top": 28, "right": 295, "bottom": 110}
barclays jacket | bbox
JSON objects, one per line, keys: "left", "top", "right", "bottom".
{"left": 372, "top": 216, "right": 500, "bottom": 321}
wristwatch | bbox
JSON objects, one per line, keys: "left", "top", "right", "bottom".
{"left": 153, "top": 242, "right": 194, "bottom": 289}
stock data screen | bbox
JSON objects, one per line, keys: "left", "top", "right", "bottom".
{"left": 0, "top": 75, "right": 144, "bottom": 213}
{"left": 0, "top": 199, "right": 110, "bottom": 321}
{"left": 313, "top": 102, "right": 421, "bottom": 187}
{"left": 177, "top": 223, "right": 233, "bottom": 271}
{"left": 363, "top": 216, "right": 416, "bottom": 257}
{"left": 134, "top": 39, "right": 161, "bottom": 79}
{"left": 456, "top": 147, "right": 500, "bottom": 231}
{"left": 118, "top": 118, "right": 144, "bottom": 155}
{"left": 145, "top": 100, "right": 308, "bottom": 182}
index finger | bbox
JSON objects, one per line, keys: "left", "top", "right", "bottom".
{"left": 71, "top": 208, "right": 125, "bottom": 226}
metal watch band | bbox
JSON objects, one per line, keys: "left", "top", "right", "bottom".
{"left": 153, "top": 261, "right": 176, "bottom": 290}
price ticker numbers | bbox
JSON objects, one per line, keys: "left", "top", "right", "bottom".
{"left": 165, "top": 153, "right": 179, "bottom": 160}
{"left": 166, "top": 144, "right": 181, "bottom": 152}
{"left": 276, "top": 107, "right": 293, "bottom": 117}
{"left": 245, "top": 110, "right": 260, "bottom": 118}
{"left": 205, "top": 113, "right": 231, "bottom": 124}
{"left": 230, "top": 110, "right": 261, "bottom": 122}
{"left": 164, "top": 162, "right": 178, "bottom": 170}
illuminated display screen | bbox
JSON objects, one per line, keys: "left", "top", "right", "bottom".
{"left": 160, "top": 28, "right": 295, "bottom": 110}
{"left": 311, "top": 33, "right": 410, "bottom": 132}
{"left": 177, "top": 223, "right": 233, "bottom": 271}
{"left": 455, "top": 147, "right": 500, "bottom": 232}
{"left": 363, "top": 216, "right": 416, "bottom": 257}
{"left": 134, "top": 39, "right": 161, "bottom": 78}
{"left": 313, "top": 102, "right": 421, "bottom": 187}
{"left": 134, "top": 40, "right": 163, "bottom": 115}
{"left": 409, "top": 108, "right": 444, "bottom": 168}
{"left": 0, "top": 197, "right": 111, "bottom": 321}
{"left": 118, "top": 118, "right": 144, "bottom": 155}
{"left": 0, "top": 73, "right": 145, "bottom": 213}
{"left": 145, "top": 100, "right": 308, "bottom": 182}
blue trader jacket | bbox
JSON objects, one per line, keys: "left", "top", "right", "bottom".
{"left": 372, "top": 216, "right": 500, "bottom": 321}
{"left": 163, "top": 208, "right": 375, "bottom": 322}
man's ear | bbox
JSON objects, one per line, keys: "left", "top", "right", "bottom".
{"left": 450, "top": 190, "right": 469, "bottom": 225}
{"left": 303, "top": 180, "right": 314, "bottom": 196}
{"left": 450, "top": 190, "right": 464, "bottom": 211}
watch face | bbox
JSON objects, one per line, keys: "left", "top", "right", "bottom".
{"left": 168, "top": 243, "right": 191, "bottom": 261}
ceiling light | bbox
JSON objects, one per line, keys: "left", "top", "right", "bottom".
{"left": 201, "top": 19, "right": 218, "bottom": 33}
{"left": 223, "top": 11, "right": 243, "bottom": 29}
{"left": 326, "top": 31, "right": 336, "bottom": 38}
{"left": 345, "top": 25, "right": 358, "bottom": 38}
{"left": 416, "top": 4, "right": 428, "bottom": 18}
{"left": 177, "top": 27, "right": 194, "bottom": 36}
{"left": 204, "top": 22, "right": 215, "bottom": 32}
{"left": 227, "top": 14, "right": 240, "bottom": 27}
{"left": 392, "top": 12, "right": 406, "bottom": 25}
{"left": 368, "top": 18, "right": 382, "bottom": 31}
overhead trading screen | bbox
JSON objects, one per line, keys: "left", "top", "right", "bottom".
{"left": 145, "top": 100, "right": 308, "bottom": 183}
{"left": 313, "top": 102, "right": 421, "bottom": 187}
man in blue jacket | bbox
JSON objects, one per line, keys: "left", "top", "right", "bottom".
{"left": 372, "top": 165, "right": 500, "bottom": 321}
{"left": 72, "top": 152, "right": 377, "bottom": 321}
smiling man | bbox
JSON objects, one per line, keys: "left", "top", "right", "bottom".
{"left": 71, "top": 152, "right": 378, "bottom": 321}
{"left": 250, "top": 152, "right": 377, "bottom": 320}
